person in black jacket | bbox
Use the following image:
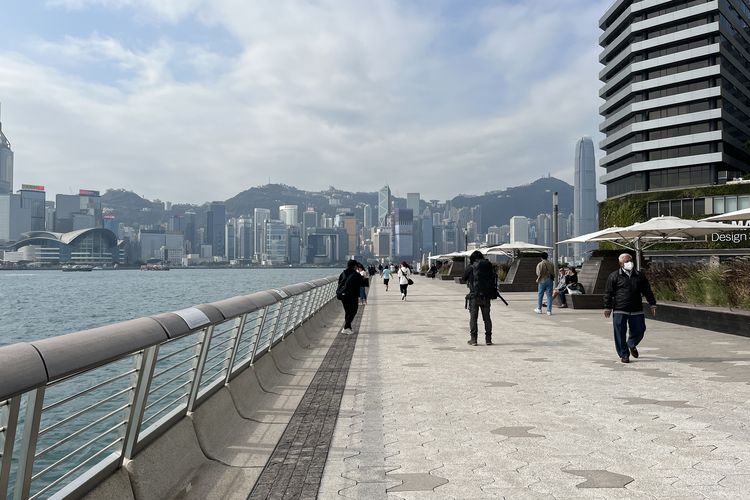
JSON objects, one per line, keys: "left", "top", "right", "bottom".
{"left": 604, "top": 253, "right": 657, "bottom": 363}
{"left": 463, "top": 250, "right": 493, "bottom": 346}
{"left": 338, "top": 259, "right": 365, "bottom": 335}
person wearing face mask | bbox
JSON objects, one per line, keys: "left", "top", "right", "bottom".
{"left": 604, "top": 253, "right": 657, "bottom": 363}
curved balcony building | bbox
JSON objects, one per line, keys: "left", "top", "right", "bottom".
{"left": 599, "top": 0, "right": 750, "bottom": 200}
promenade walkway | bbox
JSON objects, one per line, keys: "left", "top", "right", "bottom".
{"left": 317, "top": 275, "right": 750, "bottom": 499}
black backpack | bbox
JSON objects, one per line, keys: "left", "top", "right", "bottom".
{"left": 472, "top": 259, "right": 499, "bottom": 300}
{"left": 336, "top": 272, "right": 354, "bottom": 300}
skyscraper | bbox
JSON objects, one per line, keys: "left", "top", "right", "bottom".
{"left": 378, "top": 185, "right": 391, "bottom": 227}
{"left": 20, "top": 185, "right": 46, "bottom": 231}
{"left": 363, "top": 204, "right": 373, "bottom": 229}
{"left": 205, "top": 202, "right": 226, "bottom": 259}
{"left": 0, "top": 105, "right": 13, "bottom": 195}
{"left": 393, "top": 208, "right": 414, "bottom": 261}
{"left": 599, "top": 1, "right": 750, "bottom": 204}
{"left": 509, "top": 216, "right": 529, "bottom": 244}
{"left": 253, "top": 208, "right": 271, "bottom": 261}
{"left": 574, "top": 137, "right": 598, "bottom": 262}
{"left": 279, "top": 205, "right": 298, "bottom": 226}
{"left": 236, "top": 216, "right": 254, "bottom": 261}
{"left": 406, "top": 193, "right": 420, "bottom": 213}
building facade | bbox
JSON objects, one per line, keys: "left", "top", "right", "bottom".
{"left": 509, "top": 216, "right": 529, "bottom": 244}
{"left": 392, "top": 208, "right": 414, "bottom": 262}
{"left": 253, "top": 208, "right": 271, "bottom": 261}
{"left": 279, "top": 205, "right": 298, "bottom": 226}
{"left": 378, "top": 185, "right": 391, "bottom": 227}
{"left": 599, "top": 0, "right": 750, "bottom": 203}
{"left": 0, "top": 107, "right": 13, "bottom": 195}
{"left": 574, "top": 137, "right": 598, "bottom": 262}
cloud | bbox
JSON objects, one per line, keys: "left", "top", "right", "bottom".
{"left": 4, "top": 0, "right": 610, "bottom": 206}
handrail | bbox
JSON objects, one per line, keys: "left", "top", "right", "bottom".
{"left": 0, "top": 275, "right": 338, "bottom": 499}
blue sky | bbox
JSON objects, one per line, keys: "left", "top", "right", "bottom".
{"left": 0, "top": 0, "right": 610, "bottom": 203}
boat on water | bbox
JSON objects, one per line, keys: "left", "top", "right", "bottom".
{"left": 62, "top": 265, "right": 94, "bottom": 272}
{"left": 140, "top": 264, "right": 170, "bottom": 271}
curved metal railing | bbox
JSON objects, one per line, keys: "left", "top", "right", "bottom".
{"left": 0, "top": 277, "right": 338, "bottom": 500}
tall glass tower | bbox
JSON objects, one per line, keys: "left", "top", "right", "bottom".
{"left": 0, "top": 104, "right": 13, "bottom": 195}
{"left": 574, "top": 137, "right": 597, "bottom": 263}
{"left": 378, "top": 185, "right": 391, "bottom": 227}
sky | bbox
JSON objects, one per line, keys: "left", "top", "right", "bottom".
{"left": 0, "top": 0, "right": 610, "bottom": 204}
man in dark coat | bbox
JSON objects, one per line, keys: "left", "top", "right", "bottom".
{"left": 338, "top": 259, "right": 365, "bottom": 335}
{"left": 463, "top": 250, "right": 493, "bottom": 346}
{"left": 604, "top": 253, "right": 657, "bottom": 363}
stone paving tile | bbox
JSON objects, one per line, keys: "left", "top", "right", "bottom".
{"left": 318, "top": 279, "right": 750, "bottom": 499}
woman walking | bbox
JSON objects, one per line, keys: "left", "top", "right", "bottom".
{"left": 357, "top": 263, "right": 369, "bottom": 305}
{"left": 398, "top": 261, "right": 412, "bottom": 301}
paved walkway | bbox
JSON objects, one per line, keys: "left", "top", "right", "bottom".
{"left": 318, "top": 275, "right": 750, "bottom": 499}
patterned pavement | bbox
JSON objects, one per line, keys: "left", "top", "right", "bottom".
{"left": 318, "top": 275, "right": 750, "bottom": 499}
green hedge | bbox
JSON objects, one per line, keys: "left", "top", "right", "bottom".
{"left": 598, "top": 185, "right": 750, "bottom": 250}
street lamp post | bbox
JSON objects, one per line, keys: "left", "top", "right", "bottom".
{"left": 552, "top": 191, "right": 559, "bottom": 280}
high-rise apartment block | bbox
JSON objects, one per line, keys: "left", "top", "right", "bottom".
{"left": 279, "top": 205, "right": 298, "bottom": 226}
{"left": 600, "top": 0, "right": 750, "bottom": 208}
{"left": 0, "top": 105, "right": 13, "bottom": 195}
{"left": 509, "top": 216, "right": 529, "bottom": 244}
{"left": 574, "top": 137, "right": 598, "bottom": 262}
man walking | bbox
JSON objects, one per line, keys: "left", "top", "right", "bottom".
{"left": 534, "top": 252, "right": 555, "bottom": 315}
{"left": 463, "top": 250, "right": 496, "bottom": 346}
{"left": 337, "top": 259, "right": 365, "bottom": 335}
{"left": 604, "top": 253, "right": 657, "bottom": 363}
{"left": 382, "top": 266, "right": 391, "bottom": 291}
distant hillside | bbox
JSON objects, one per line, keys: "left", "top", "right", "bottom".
{"left": 101, "top": 177, "right": 574, "bottom": 230}
{"left": 451, "top": 177, "right": 573, "bottom": 232}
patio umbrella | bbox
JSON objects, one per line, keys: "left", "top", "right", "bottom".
{"left": 586, "top": 216, "right": 743, "bottom": 269}
{"left": 558, "top": 227, "right": 625, "bottom": 244}
{"left": 700, "top": 207, "right": 750, "bottom": 222}
{"left": 496, "top": 242, "right": 551, "bottom": 251}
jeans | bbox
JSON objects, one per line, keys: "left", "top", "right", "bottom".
{"left": 559, "top": 287, "right": 569, "bottom": 306}
{"left": 400, "top": 283, "right": 408, "bottom": 296}
{"left": 537, "top": 279, "right": 553, "bottom": 312}
{"left": 613, "top": 312, "right": 646, "bottom": 358}
{"left": 469, "top": 296, "right": 492, "bottom": 339}
{"left": 359, "top": 287, "right": 368, "bottom": 300}
{"left": 342, "top": 298, "right": 359, "bottom": 329}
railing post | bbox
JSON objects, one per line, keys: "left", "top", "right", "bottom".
{"left": 1, "top": 396, "right": 21, "bottom": 499}
{"left": 121, "top": 345, "right": 159, "bottom": 462}
{"left": 14, "top": 387, "right": 45, "bottom": 500}
{"left": 224, "top": 314, "right": 247, "bottom": 384}
{"left": 268, "top": 301, "right": 285, "bottom": 350}
{"left": 187, "top": 325, "right": 215, "bottom": 412}
{"left": 249, "top": 306, "right": 269, "bottom": 365}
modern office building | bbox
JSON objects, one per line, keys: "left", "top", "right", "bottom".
{"left": 392, "top": 208, "right": 414, "bottom": 262}
{"left": 183, "top": 211, "right": 197, "bottom": 254}
{"left": 535, "top": 213, "right": 552, "bottom": 248}
{"left": 0, "top": 106, "right": 13, "bottom": 195}
{"left": 205, "top": 202, "right": 226, "bottom": 259}
{"left": 225, "top": 218, "right": 236, "bottom": 261}
{"left": 306, "top": 228, "right": 348, "bottom": 265}
{"left": 54, "top": 191, "right": 102, "bottom": 232}
{"left": 253, "top": 208, "right": 271, "bottom": 261}
{"left": 279, "top": 205, "right": 298, "bottom": 226}
{"left": 19, "top": 185, "right": 46, "bottom": 231}
{"left": 371, "top": 228, "right": 392, "bottom": 259}
{"left": 235, "top": 216, "right": 254, "bottom": 262}
{"left": 406, "top": 193, "right": 420, "bottom": 213}
{"left": 378, "top": 185, "right": 391, "bottom": 227}
{"left": 0, "top": 193, "right": 30, "bottom": 242}
{"left": 574, "top": 136, "right": 598, "bottom": 262}
{"left": 264, "top": 219, "right": 288, "bottom": 265}
{"left": 599, "top": 0, "right": 750, "bottom": 204}
{"left": 363, "top": 204, "right": 374, "bottom": 229}
{"left": 509, "top": 216, "right": 529, "bottom": 244}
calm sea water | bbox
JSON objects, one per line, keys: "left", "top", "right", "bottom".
{"left": 0, "top": 268, "right": 337, "bottom": 347}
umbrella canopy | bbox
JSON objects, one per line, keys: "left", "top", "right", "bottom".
{"left": 496, "top": 242, "right": 551, "bottom": 251}
{"left": 581, "top": 216, "right": 743, "bottom": 268}
{"left": 558, "top": 227, "right": 624, "bottom": 244}
{"left": 700, "top": 207, "right": 750, "bottom": 222}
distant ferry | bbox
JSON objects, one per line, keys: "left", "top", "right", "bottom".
{"left": 62, "top": 265, "right": 94, "bottom": 272}
{"left": 140, "top": 264, "right": 170, "bottom": 271}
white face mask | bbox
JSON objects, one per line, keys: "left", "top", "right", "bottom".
{"left": 623, "top": 262, "right": 634, "bottom": 271}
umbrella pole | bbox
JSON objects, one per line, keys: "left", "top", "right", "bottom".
{"left": 635, "top": 237, "right": 642, "bottom": 270}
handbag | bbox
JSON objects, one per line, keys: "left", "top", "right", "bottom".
{"left": 407, "top": 278, "right": 414, "bottom": 285}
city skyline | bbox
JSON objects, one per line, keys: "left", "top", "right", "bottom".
{"left": 0, "top": 0, "right": 609, "bottom": 203}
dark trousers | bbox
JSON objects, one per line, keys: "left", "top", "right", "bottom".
{"left": 400, "top": 284, "right": 408, "bottom": 296}
{"left": 342, "top": 299, "right": 359, "bottom": 329}
{"left": 613, "top": 312, "right": 646, "bottom": 358}
{"left": 469, "top": 296, "right": 492, "bottom": 339}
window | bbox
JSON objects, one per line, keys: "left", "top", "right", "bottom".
{"left": 739, "top": 196, "right": 750, "bottom": 209}
{"left": 714, "top": 197, "right": 725, "bottom": 213}
{"left": 726, "top": 196, "right": 738, "bottom": 212}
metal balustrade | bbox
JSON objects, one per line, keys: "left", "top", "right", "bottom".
{"left": 0, "top": 277, "right": 338, "bottom": 500}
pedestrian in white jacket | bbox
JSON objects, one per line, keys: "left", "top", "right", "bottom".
{"left": 398, "top": 261, "right": 412, "bottom": 301}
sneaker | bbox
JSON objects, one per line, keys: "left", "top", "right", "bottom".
{"left": 485, "top": 338, "right": 493, "bottom": 346}
{"left": 401, "top": 294, "right": 405, "bottom": 301}
{"left": 546, "top": 311, "right": 552, "bottom": 316}
{"left": 467, "top": 338, "right": 478, "bottom": 346}
{"left": 344, "top": 328, "right": 354, "bottom": 335}
{"left": 534, "top": 308, "right": 542, "bottom": 314}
